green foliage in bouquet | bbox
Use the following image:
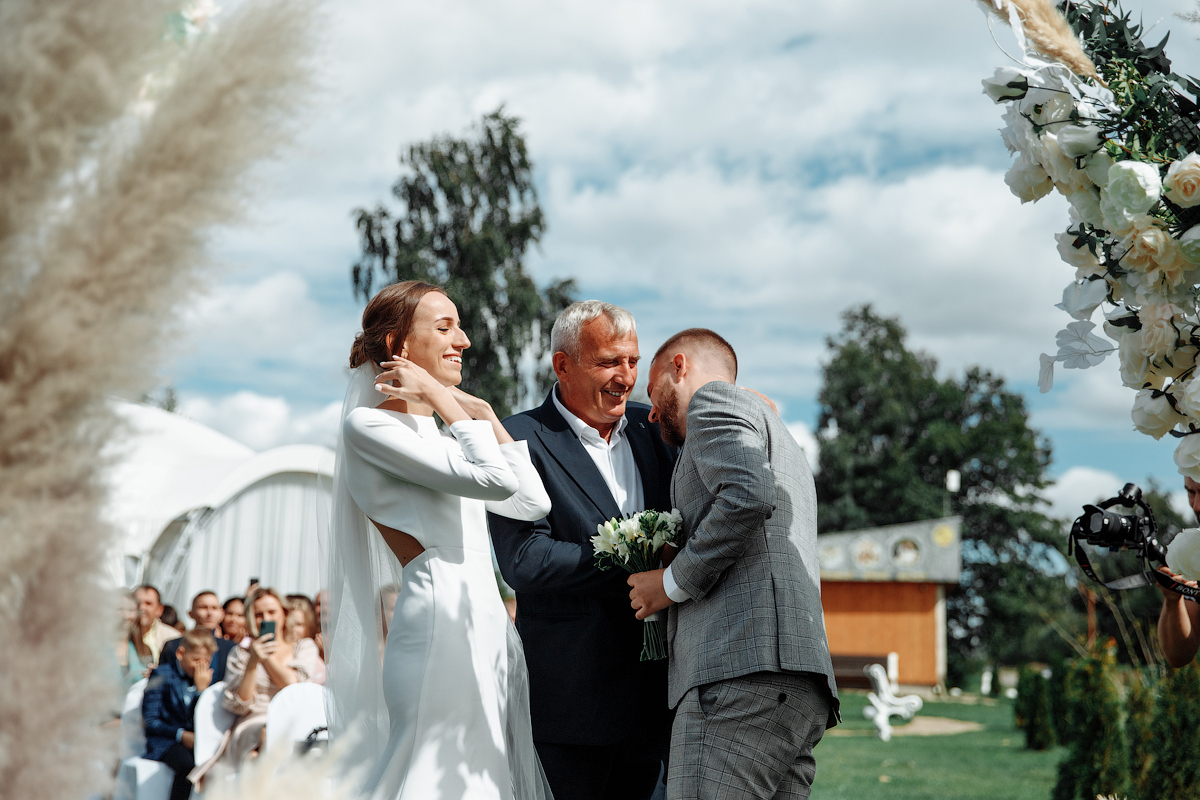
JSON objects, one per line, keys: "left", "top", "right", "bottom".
{"left": 1140, "top": 660, "right": 1200, "bottom": 800}
{"left": 1052, "top": 648, "right": 1130, "bottom": 800}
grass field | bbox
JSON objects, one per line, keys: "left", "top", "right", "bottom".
{"left": 811, "top": 692, "right": 1064, "bottom": 800}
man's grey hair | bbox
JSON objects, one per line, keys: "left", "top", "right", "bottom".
{"left": 550, "top": 300, "right": 637, "bottom": 360}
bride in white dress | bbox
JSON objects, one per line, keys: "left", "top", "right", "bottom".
{"left": 322, "top": 281, "right": 554, "bottom": 800}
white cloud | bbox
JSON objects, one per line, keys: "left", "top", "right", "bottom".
{"left": 1031, "top": 357, "right": 1136, "bottom": 433}
{"left": 179, "top": 392, "right": 341, "bottom": 451}
{"left": 1043, "top": 466, "right": 1125, "bottom": 521}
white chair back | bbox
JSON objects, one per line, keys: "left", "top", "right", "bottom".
{"left": 193, "top": 680, "right": 235, "bottom": 765}
{"left": 119, "top": 678, "right": 149, "bottom": 761}
{"left": 265, "top": 683, "right": 328, "bottom": 752}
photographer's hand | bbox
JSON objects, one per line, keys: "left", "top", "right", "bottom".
{"left": 1157, "top": 566, "right": 1200, "bottom": 667}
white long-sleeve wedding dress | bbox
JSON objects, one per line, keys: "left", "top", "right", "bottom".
{"left": 323, "top": 365, "right": 554, "bottom": 800}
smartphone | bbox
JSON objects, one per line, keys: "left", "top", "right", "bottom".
{"left": 259, "top": 620, "right": 276, "bottom": 639}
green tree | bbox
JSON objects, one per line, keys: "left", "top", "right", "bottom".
{"left": 351, "top": 108, "right": 575, "bottom": 417}
{"left": 1140, "top": 661, "right": 1200, "bottom": 800}
{"left": 815, "top": 305, "right": 1075, "bottom": 679}
{"left": 1052, "top": 649, "right": 1130, "bottom": 800}
{"left": 1126, "top": 671, "right": 1156, "bottom": 797}
{"left": 1016, "top": 664, "right": 1057, "bottom": 750}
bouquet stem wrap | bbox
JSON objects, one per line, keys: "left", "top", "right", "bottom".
{"left": 591, "top": 509, "right": 683, "bottom": 661}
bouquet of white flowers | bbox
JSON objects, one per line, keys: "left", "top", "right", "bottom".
{"left": 591, "top": 509, "right": 684, "bottom": 661}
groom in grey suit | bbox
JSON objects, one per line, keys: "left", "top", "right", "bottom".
{"left": 628, "top": 328, "right": 839, "bottom": 800}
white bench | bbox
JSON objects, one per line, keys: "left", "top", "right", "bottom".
{"left": 861, "top": 662, "right": 923, "bottom": 741}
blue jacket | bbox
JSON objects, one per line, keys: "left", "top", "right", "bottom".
{"left": 141, "top": 656, "right": 201, "bottom": 761}
{"left": 488, "top": 393, "right": 677, "bottom": 746}
{"left": 160, "top": 635, "right": 235, "bottom": 683}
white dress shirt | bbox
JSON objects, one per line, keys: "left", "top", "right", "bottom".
{"left": 552, "top": 385, "right": 644, "bottom": 516}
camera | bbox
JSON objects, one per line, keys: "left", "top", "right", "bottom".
{"left": 1071, "top": 483, "right": 1165, "bottom": 563}
{"left": 1069, "top": 483, "right": 1199, "bottom": 599}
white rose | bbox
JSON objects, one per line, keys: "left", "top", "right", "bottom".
{"left": 1066, "top": 188, "right": 1105, "bottom": 230}
{"left": 1138, "top": 302, "right": 1184, "bottom": 359}
{"left": 1165, "top": 153, "right": 1200, "bottom": 209}
{"left": 982, "top": 67, "right": 1031, "bottom": 103}
{"left": 1100, "top": 189, "right": 1139, "bottom": 236}
{"left": 1085, "top": 151, "right": 1115, "bottom": 187}
{"left": 1057, "top": 124, "right": 1104, "bottom": 159}
{"left": 1167, "top": 527, "right": 1200, "bottom": 581}
{"left": 1180, "top": 379, "right": 1200, "bottom": 422}
{"left": 1024, "top": 88, "right": 1074, "bottom": 127}
{"left": 1006, "top": 152, "right": 1054, "bottom": 203}
{"left": 1106, "top": 160, "right": 1163, "bottom": 216}
{"left": 1180, "top": 226, "right": 1200, "bottom": 264}
{"left": 1119, "top": 217, "right": 1189, "bottom": 289}
{"left": 1176, "top": 435, "right": 1200, "bottom": 481}
{"left": 1119, "top": 333, "right": 1157, "bottom": 388}
{"left": 1040, "top": 134, "right": 1091, "bottom": 194}
{"left": 1055, "top": 231, "right": 1101, "bottom": 270}
{"left": 1132, "top": 389, "right": 1184, "bottom": 439}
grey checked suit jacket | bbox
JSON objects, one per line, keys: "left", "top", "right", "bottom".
{"left": 667, "top": 380, "right": 838, "bottom": 719}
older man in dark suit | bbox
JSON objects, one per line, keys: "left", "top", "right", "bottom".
{"left": 489, "top": 300, "right": 676, "bottom": 800}
{"left": 629, "top": 328, "right": 839, "bottom": 800}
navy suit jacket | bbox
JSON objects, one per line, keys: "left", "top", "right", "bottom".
{"left": 489, "top": 391, "right": 677, "bottom": 745}
{"left": 160, "top": 634, "right": 235, "bottom": 683}
{"left": 141, "top": 656, "right": 202, "bottom": 761}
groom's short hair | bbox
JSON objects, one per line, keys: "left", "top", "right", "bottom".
{"left": 551, "top": 301, "right": 637, "bottom": 361}
{"left": 654, "top": 328, "right": 737, "bottom": 380}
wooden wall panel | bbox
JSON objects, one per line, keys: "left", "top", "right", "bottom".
{"left": 820, "top": 581, "right": 939, "bottom": 686}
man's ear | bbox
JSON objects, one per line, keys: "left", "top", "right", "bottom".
{"left": 552, "top": 351, "right": 570, "bottom": 381}
{"left": 673, "top": 352, "right": 688, "bottom": 380}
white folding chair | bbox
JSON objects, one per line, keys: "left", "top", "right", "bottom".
{"left": 265, "top": 683, "right": 328, "bottom": 752}
{"left": 193, "top": 681, "right": 235, "bottom": 766}
{"left": 114, "top": 678, "right": 173, "bottom": 800}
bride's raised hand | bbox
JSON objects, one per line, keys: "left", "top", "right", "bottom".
{"left": 447, "top": 387, "right": 514, "bottom": 444}
{"left": 447, "top": 387, "right": 498, "bottom": 422}
{"left": 376, "top": 355, "right": 443, "bottom": 405}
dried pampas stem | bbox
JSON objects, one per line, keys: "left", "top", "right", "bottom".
{"left": 0, "top": 1, "right": 319, "bottom": 799}
{"left": 980, "top": 0, "right": 1103, "bottom": 83}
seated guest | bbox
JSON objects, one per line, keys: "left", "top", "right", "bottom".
{"left": 115, "top": 591, "right": 153, "bottom": 687}
{"left": 142, "top": 627, "right": 217, "bottom": 800}
{"left": 221, "top": 596, "right": 246, "bottom": 644}
{"left": 312, "top": 589, "right": 327, "bottom": 659}
{"left": 135, "top": 584, "right": 181, "bottom": 665}
{"left": 161, "top": 591, "right": 238, "bottom": 682}
{"left": 284, "top": 595, "right": 324, "bottom": 684}
{"left": 161, "top": 605, "right": 187, "bottom": 634}
{"left": 194, "top": 587, "right": 320, "bottom": 777}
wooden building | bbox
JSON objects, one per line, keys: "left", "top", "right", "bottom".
{"left": 818, "top": 517, "right": 962, "bottom": 689}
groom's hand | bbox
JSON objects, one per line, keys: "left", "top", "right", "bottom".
{"left": 628, "top": 569, "right": 674, "bottom": 620}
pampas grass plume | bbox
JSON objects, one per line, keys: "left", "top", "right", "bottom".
{"left": 204, "top": 742, "right": 360, "bottom": 800}
{"left": 980, "top": 0, "right": 1102, "bottom": 83}
{"left": 0, "top": 1, "right": 319, "bottom": 798}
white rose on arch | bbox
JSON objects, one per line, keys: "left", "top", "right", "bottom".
{"left": 1106, "top": 160, "right": 1163, "bottom": 216}
{"left": 1137, "top": 302, "right": 1184, "bottom": 360}
{"left": 1085, "top": 151, "right": 1115, "bottom": 187}
{"left": 1176, "top": 434, "right": 1200, "bottom": 481}
{"left": 1040, "top": 134, "right": 1091, "bottom": 194}
{"left": 1100, "top": 189, "right": 1139, "bottom": 236}
{"left": 1131, "top": 389, "right": 1184, "bottom": 439}
{"left": 1180, "top": 226, "right": 1200, "bottom": 264}
{"left": 1119, "top": 333, "right": 1158, "bottom": 389}
{"left": 1005, "top": 151, "right": 1054, "bottom": 203}
{"left": 1165, "top": 153, "right": 1200, "bottom": 209}
{"left": 1066, "top": 188, "right": 1105, "bottom": 231}
{"left": 1055, "top": 230, "right": 1102, "bottom": 272}
{"left": 1057, "top": 124, "right": 1104, "bottom": 159}
{"left": 982, "top": 67, "right": 1031, "bottom": 103}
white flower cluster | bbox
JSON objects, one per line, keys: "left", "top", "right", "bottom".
{"left": 982, "top": 63, "right": 1200, "bottom": 478}
{"left": 1167, "top": 527, "right": 1200, "bottom": 581}
{"left": 591, "top": 509, "right": 683, "bottom": 572}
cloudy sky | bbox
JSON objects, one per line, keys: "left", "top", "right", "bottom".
{"left": 168, "top": 0, "right": 1200, "bottom": 519}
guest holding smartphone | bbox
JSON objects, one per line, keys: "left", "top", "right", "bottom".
{"left": 192, "top": 587, "right": 320, "bottom": 779}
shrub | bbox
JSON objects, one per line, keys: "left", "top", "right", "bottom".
{"left": 1052, "top": 649, "right": 1129, "bottom": 800}
{"left": 1139, "top": 661, "right": 1200, "bottom": 800}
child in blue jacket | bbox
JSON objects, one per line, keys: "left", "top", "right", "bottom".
{"left": 142, "top": 627, "right": 216, "bottom": 800}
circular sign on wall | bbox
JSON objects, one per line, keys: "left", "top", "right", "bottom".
{"left": 851, "top": 536, "right": 884, "bottom": 570}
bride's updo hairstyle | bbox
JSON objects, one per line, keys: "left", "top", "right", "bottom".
{"left": 349, "top": 280, "right": 446, "bottom": 369}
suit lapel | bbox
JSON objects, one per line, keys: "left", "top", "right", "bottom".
{"left": 626, "top": 419, "right": 664, "bottom": 511}
{"left": 533, "top": 398, "right": 623, "bottom": 521}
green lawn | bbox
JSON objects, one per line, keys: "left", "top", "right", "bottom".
{"left": 811, "top": 692, "right": 1063, "bottom": 800}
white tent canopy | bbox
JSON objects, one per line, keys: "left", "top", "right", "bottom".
{"left": 103, "top": 402, "right": 334, "bottom": 610}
